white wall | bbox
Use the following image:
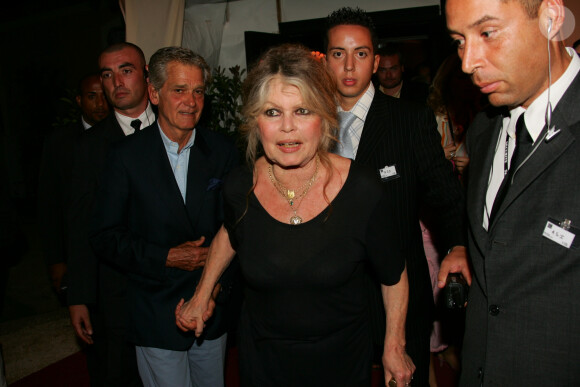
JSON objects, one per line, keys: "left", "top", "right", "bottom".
{"left": 183, "top": 0, "right": 278, "bottom": 70}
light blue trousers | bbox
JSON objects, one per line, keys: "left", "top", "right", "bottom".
{"left": 136, "top": 334, "right": 227, "bottom": 387}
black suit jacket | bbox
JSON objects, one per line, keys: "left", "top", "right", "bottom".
{"left": 400, "top": 80, "right": 430, "bottom": 106}
{"left": 461, "top": 70, "right": 580, "bottom": 386}
{"left": 66, "top": 113, "right": 126, "bottom": 306}
{"left": 89, "top": 123, "right": 239, "bottom": 349}
{"left": 38, "top": 121, "right": 87, "bottom": 266}
{"left": 354, "top": 90, "right": 465, "bottom": 372}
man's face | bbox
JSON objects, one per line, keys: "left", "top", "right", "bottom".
{"left": 376, "top": 54, "right": 404, "bottom": 90}
{"left": 149, "top": 62, "right": 205, "bottom": 138}
{"left": 325, "top": 24, "right": 379, "bottom": 110}
{"left": 99, "top": 47, "right": 148, "bottom": 114}
{"left": 76, "top": 75, "right": 109, "bottom": 126}
{"left": 446, "top": 0, "right": 549, "bottom": 109}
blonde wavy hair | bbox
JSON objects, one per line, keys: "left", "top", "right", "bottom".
{"left": 240, "top": 43, "right": 339, "bottom": 168}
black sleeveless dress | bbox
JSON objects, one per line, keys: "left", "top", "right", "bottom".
{"left": 223, "top": 162, "right": 405, "bottom": 387}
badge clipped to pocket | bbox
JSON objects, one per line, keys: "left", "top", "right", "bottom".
{"left": 543, "top": 217, "right": 578, "bottom": 249}
{"left": 379, "top": 164, "right": 400, "bottom": 182}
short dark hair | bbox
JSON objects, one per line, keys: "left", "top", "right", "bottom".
{"left": 99, "top": 42, "right": 146, "bottom": 69}
{"left": 76, "top": 72, "right": 101, "bottom": 96}
{"left": 376, "top": 43, "right": 404, "bottom": 65}
{"left": 500, "top": 0, "right": 541, "bottom": 18}
{"left": 324, "top": 7, "right": 378, "bottom": 53}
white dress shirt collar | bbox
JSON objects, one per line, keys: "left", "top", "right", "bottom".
{"left": 512, "top": 47, "right": 580, "bottom": 142}
{"left": 115, "top": 102, "right": 155, "bottom": 136}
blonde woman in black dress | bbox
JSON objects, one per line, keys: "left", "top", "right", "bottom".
{"left": 176, "top": 44, "right": 414, "bottom": 387}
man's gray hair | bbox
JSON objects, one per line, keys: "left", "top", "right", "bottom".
{"left": 148, "top": 46, "right": 212, "bottom": 90}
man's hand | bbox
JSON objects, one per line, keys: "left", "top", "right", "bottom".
{"left": 69, "top": 304, "right": 93, "bottom": 344}
{"left": 438, "top": 245, "right": 472, "bottom": 288}
{"left": 48, "top": 262, "right": 67, "bottom": 294}
{"left": 166, "top": 237, "right": 208, "bottom": 271}
{"left": 383, "top": 341, "right": 415, "bottom": 387}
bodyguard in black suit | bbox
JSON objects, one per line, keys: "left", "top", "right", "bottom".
{"left": 90, "top": 47, "right": 238, "bottom": 387}
{"left": 324, "top": 8, "right": 469, "bottom": 386}
{"left": 67, "top": 43, "right": 154, "bottom": 386}
{"left": 38, "top": 72, "right": 109, "bottom": 296}
{"left": 447, "top": 0, "right": 580, "bottom": 385}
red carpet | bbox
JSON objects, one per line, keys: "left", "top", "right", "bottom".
{"left": 9, "top": 351, "right": 89, "bottom": 387}
{"left": 10, "top": 347, "right": 458, "bottom": 386}
{"left": 8, "top": 348, "right": 242, "bottom": 387}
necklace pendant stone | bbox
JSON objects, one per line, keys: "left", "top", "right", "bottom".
{"left": 289, "top": 215, "right": 302, "bottom": 225}
{"left": 287, "top": 190, "right": 295, "bottom": 199}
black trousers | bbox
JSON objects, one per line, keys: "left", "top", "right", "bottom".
{"left": 87, "top": 265, "right": 142, "bottom": 387}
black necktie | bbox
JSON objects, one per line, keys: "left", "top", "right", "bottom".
{"left": 489, "top": 114, "right": 533, "bottom": 224}
{"left": 130, "top": 119, "right": 142, "bottom": 133}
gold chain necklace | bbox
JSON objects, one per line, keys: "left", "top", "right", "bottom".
{"left": 267, "top": 155, "right": 320, "bottom": 225}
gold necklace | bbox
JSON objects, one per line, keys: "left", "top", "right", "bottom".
{"left": 267, "top": 155, "right": 319, "bottom": 225}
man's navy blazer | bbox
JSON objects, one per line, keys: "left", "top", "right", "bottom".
{"left": 89, "top": 122, "right": 239, "bottom": 350}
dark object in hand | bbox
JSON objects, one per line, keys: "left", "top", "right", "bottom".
{"left": 444, "top": 273, "right": 468, "bottom": 309}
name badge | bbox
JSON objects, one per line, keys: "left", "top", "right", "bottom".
{"left": 543, "top": 220, "right": 575, "bottom": 249}
{"left": 379, "top": 165, "right": 399, "bottom": 181}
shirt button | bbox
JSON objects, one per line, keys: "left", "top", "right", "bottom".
{"left": 489, "top": 305, "right": 500, "bottom": 316}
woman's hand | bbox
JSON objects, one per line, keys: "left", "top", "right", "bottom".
{"left": 175, "top": 293, "right": 216, "bottom": 337}
{"left": 443, "top": 142, "right": 457, "bottom": 160}
{"left": 452, "top": 155, "right": 469, "bottom": 175}
{"left": 383, "top": 342, "right": 415, "bottom": 387}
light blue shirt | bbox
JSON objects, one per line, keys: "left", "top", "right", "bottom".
{"left": 158, "top": 124, "right": 196, "bottom": 203}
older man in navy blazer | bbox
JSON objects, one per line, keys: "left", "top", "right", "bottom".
{"left": 90, "top": 47, "right": 239, "bottom": 387}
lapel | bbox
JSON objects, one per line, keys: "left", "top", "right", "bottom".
{"left": 467, "top": 111, "right": 503, "bottom": 242}
{"left": 355, "top": 92, "right": 390, "bottom": 163}
{"left": 145, "top": 124, "right": 196, "bottom": 233}
{"left": 184, "top": 128, "right": 214, "bottom": 228}
{"left": 489, "top": 72, "right": 580, "bottom": 232}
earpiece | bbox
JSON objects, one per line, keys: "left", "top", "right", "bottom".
{"left": 547, "top": 18, "right": 553, "bottom": 35}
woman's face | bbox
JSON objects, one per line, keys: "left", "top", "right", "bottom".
{"left": 257, "top": 77, "right": 322, "bottom": 169}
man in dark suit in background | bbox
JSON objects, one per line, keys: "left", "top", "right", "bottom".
{"left": 446, "top": 0, "right": 580, "bottom": 385}
{"left": 376, "top": 43, "right": 430, "bottom": 105}
{"left": 324, "top": 7, "right": 470, "bottom": 386}
{"left": 67, "top": 42, "right": 155, "bottom": 386}
{"left": 90, "top": 46, "right": 238, "bottom": 386}
{"left": 38, "top": 72, "right": 109, "bottom": 298}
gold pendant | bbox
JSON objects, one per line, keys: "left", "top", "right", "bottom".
{"left": 289, "top": 215, "right": 302, "bottom": 225}
{"left": 287, "top": 190, "right": 295, "bottom": 199}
